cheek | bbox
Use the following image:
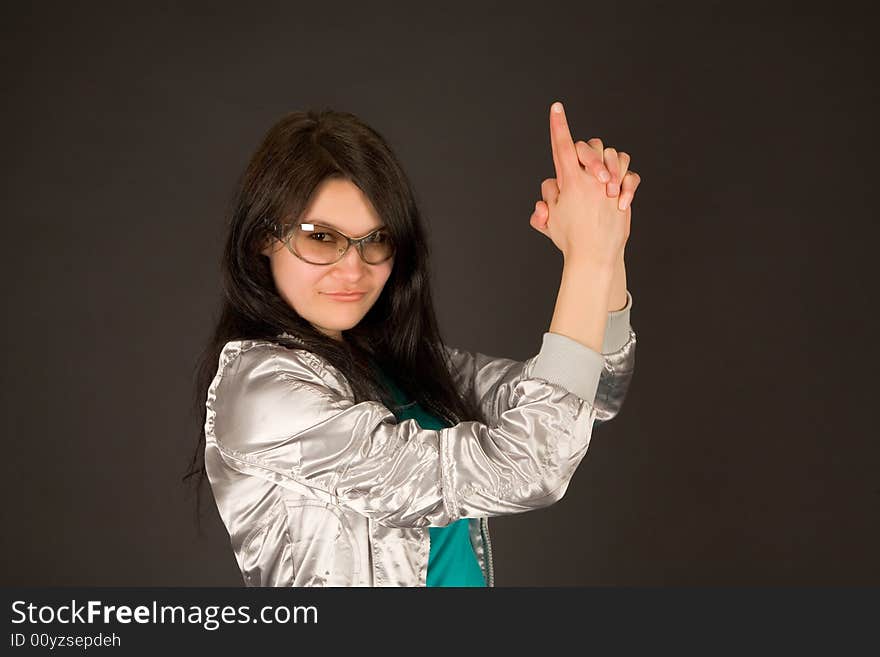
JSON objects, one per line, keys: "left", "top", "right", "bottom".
{"left": 271, "top": 254, "right": 322, "bottom": 305}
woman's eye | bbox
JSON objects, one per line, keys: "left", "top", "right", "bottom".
{"left": 309, "top": 232, "right": 330, "bottom": 241}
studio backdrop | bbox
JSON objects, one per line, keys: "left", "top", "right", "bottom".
{"left": 1, "top": 1, "right": 876, "bottom": 586}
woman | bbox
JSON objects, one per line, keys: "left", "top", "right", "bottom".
{"left": 186, "top": 101, "right": 640, "bottom": 587}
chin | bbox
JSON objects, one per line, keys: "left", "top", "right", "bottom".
{"left": 312, "top": 316, "right": 364, "bottom": 332}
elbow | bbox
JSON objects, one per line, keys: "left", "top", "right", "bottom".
{"left": 514, "top": 419, "right": 592, "bottom": 510}
{"left": 520, "top": 476, "right": 573, "bottom": 511}
{"left": 514, "top": 468, "right": 577, "bottom": 511}
{"left": 543, "top": 473, "right": 575, "bottom": 506}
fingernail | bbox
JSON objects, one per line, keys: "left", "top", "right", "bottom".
{"left": 608, "top": 183, "right": 619, "bottom": 195}
{"left": 552, "top": 102, "right": 563, "bottom": 113}
{"left": 598, "top": 170, "right": 610, "bottom": 182}
{"left": 620, "top": 199, "right": 629, "bottom": 211}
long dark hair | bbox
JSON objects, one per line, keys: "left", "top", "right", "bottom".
{"left": 184, "top": 108, "right": 488, "bottom": 528}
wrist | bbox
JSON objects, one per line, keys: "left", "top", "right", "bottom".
{"left": 562, "top": 251, "right": 617, "bottom": 276}
{"left": 608, "top": 253, "right": 627, "bottom": 311}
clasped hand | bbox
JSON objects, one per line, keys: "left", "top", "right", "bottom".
{"left": 529, "top": 101, "right": 641, "bottom": 268}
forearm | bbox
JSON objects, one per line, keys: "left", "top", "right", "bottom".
{"left": 548, "top": 256, "right": 616, "bottom": 355}
{"left": 609, "top": 252, "right": 627, "bottom": 312}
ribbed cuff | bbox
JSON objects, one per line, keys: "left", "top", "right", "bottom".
{"left": 602, "top": 289, "right": 633, "bottom": 354}
{"left": 530, "top": 331, "right": 605, "bottom": 402}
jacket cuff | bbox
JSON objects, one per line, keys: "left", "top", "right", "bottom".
{"left": 602, "top": 289, "right": 633, "bottom": 354}
{"left": 530, "top": 332, "right": 605, "bottom": 402}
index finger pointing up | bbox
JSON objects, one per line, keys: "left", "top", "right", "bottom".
{"left": 549, "top": 101, "right": 579, "bottom": 192}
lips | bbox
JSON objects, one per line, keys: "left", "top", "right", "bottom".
{"left": 322, "top": 291, "right": 367, "bottom": 300}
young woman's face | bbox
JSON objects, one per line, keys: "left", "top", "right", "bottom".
{"left": 262, "top": 178, "right": 394, "bottom": 341}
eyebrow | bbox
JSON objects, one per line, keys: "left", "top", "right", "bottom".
{"left": 301, "top": 218, "right": 386, "bottom": 237}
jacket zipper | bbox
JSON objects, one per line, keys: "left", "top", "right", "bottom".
{"left": 481, "top": 517, "right": 495, "bottom": 587}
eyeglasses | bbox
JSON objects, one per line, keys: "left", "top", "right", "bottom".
{"left": 270, "top": 222, "right": 395, "bottom": 265}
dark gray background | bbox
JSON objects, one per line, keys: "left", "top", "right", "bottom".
{"left": 1, "top": 1, "right": 877, "bottom": 586}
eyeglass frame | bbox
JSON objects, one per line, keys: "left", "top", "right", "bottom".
{"left": 268, "top": 221, "right": 396, "bottom": 265}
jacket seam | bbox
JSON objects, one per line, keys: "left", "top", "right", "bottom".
{"left": 213, "top": 441, "right": 339, "bottom": 503}
{"left": 457, "top": 397, "right": 584, "bottom": 502}
{"left": 240, "top": 498, "right": 287, "bottom": 586}
{"left": 438, "top": 430, "right": 459, "bottom": 522}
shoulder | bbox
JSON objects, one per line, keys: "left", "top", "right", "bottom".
{"left": 205, "top": 340, "right": 353, "bottom": 451}
{"left": 214, "top": 339, "right": 328, "bottom": 388}
{"left": 215, "top": 338, "right": 358, "bottom": 394}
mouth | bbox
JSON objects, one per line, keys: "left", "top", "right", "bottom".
{"left": 322, "top": 291, "right": 367, "bottom": 301}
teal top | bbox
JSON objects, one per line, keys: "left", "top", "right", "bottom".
{"left": 371, "top": 363, "right": 486, "bottom": 587}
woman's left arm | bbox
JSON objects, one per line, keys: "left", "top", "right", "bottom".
{"left": 526, "top": 130, "right": 641, "bottom": 422}
{"left": 444, "top": 297, "right": 635, "bottom": 428}
{"left": 445, "top": 125, "right": 641, "bottom": 427}
{"left": 609, "top": 252, "right": 628, "bottom": 312}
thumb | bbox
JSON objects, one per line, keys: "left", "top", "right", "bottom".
{"left": 529, "top": 200, "right": 551, "bottom": 235}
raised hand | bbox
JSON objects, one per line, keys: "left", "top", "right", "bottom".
{"left": 531, "top": 145, "right": 639, "bottom": 238}
{"left": 530, "top": 103, "right": 641, "bottom": 266}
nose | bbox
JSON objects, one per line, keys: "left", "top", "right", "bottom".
{"left": 333, "top": 243, "right": 369, "bottom": 274}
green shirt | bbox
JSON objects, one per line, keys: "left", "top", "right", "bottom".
{"left": 371, "top": 364, "right": 487, "bottom": 587}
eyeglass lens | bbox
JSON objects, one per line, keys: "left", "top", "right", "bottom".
{"left": 290, "top": 223, "right": 394, "bottom": 264}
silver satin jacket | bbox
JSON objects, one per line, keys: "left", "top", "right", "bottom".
{"left": 204, "top": 290, "right": 636, "bottom": 587}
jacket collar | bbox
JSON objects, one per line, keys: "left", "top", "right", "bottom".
{"left": 277, "top": 331, "right": 306, "bottom": 345}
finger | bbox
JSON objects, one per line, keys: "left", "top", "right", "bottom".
{"left": 618, "top": 170, "right": 641, "bottom": 211}
{"left": 614, "top": 152, "right": 632, "bottom": 210}
{"left": 616, "top": 151, "right": 631, "bottom": 179}
{"left": 536, "top": 199, "right": 549, "bottom": 227}
{"left": 612, "top": 151, "right": 630, "bottom": 205}
{"left": 549, "top": 101, "right": 581, "bottom": 192}
{"left": 604, "top": 147, "right": 621, "bottom": 196}
{"left": 575, "top": 140, "right": 611, "bottom": 183}
{"left": 530, "top": 200, "right": 550, "bottom": 233}
{"left": 541, "top": 177, "right": 560, "bottom": 206}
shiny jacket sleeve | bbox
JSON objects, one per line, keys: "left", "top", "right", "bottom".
{"left": 444, "top": 289, "right": 636, "bottom": 426}
{"left": 205, "top": 333, "right": 609, "bottom": 530}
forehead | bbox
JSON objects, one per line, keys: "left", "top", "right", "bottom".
{"left": 300, "top": 178, "right": 384, "bottom": 236}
